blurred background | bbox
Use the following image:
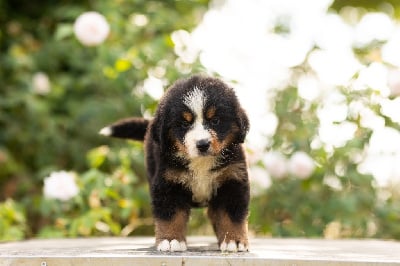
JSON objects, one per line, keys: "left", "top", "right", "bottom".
{"left": 1, "top": 0, "right": 400, "bottom": 241}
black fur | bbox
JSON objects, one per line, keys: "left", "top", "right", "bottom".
{"left": 105, "top": 117, "right": 149, "bottom": 141}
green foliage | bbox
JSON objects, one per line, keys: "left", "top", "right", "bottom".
{"left": 0, "top": 199, "right": 27, "bottom": 241}
{"left": 331, "top": 0, "right": 400, "bottom": 18}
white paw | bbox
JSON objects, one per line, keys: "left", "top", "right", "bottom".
{"left": 237, "top": 243, "right": 247, "bottom": 252}
{"left": 220, "top": 240, "right": 248, "bottom": 252}
{"left": 157, "top": 239, "right": 187, "bottom": 252}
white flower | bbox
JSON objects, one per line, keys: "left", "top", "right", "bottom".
{"left": 382, "top": 29, "right": 400, "bottom": 67}
{"left": 43, "top": 171, "right": 79, "bottom": 201}
{"left": 249, "top": 166, "right": 271, "bottom": 196}
{"left": 130, "top": 13, "right": 148, "bottom": 27}
{"left": 354, "top": 13, "right": 394, "bottom": 47}
{"left": 288, "top": 151, "right": 316, "bottom": 179}
{"left": 171, "top": 30, "right": 199, "bottom": 64}
{"left": 142, "top": 75, "right": 165, "bottom": 100}
{"left": 358, "top": 127, "right": 400, "bottom": 187}
{"left": 32, "top": 72, "right": 50, "bottom": 95}
{"left": 387, "top": 69, "right": 400, "bottom": 97}
{"left": 73, "top": 11, "right": 110, "bottom": 46}
{"left": 380, "top": 98, "right": 400, "bottom": 124}
{"left": 263, "top": 151, "right": 287, "bottom": 179}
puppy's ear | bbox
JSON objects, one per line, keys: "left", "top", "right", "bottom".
{"left": 99, "top": 117, "right": 149, "bottom": 141}
{"left": 149, "top": 113, "right": 164, "bottom": 144}
{"left": 236, "top": 107, "right": 250, "bottom": 143}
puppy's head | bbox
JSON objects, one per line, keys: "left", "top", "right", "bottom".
{"left": 151, "top": 75, "right": 249, "bottom": 159}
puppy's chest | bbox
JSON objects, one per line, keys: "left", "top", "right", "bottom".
{"left": 188, "top": 158, "right": 219, "bottom": 204}
{"left": 168, "top": 157, "right": 220, "bottom": 204}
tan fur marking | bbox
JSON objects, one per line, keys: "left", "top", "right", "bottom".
{"left": 164, "top": 169, "right": 189, "bottom": 185}
{"left": 209, "top": 126, "right": 239, "bottom": 155}
{"left": 174, "top": 139, "right": 188, "bottom": 156}
{"left": 221, "top": 125, "right": 239, "bottom": 146}
{"left": 216, "top": 162, "right": 248, "bottom": 184}
{"left": 208, "top": 208, "right": 248, "bottom": 246}
{"left": 210, "top": 130, "right": 224, "bottom": 154}
{"left": 154, "top": 210, "right": 189, "bottom": 244}
{"left": 168, "top": 129, "right": 188, "bottom": 157}
{"left": 183, "top": 111, "right": 193, "bottom": 122}
{"left": 206, "top": 106, "right": 216, "bottom": 119}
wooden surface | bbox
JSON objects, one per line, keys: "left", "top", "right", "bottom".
{"left": 1, "top": 236, "right": 400, "bottom": 265}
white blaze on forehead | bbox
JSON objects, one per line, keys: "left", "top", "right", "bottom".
{"left": 183, "top": 86, "right": 206, "bottom": 114}
{"left": 183, "top": 87, "right": 211, "bottom": 157}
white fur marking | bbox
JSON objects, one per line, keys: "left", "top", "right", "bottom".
{"left": 238, "top": 243, "right": 247, "bottom": 252}
{"left": 226, "top": 240, "right": 237, "bottom": 252}
{"left": 180, "top": 241, "right": 187, "bottom": 251}
{"left": 179, "top": 241, "right": 187, "bottom": 251}
{"left": 170, "top": 239, "right": 182, "bottom": 251}
{"left": 157, "top": 239, "right": 187, "bottom": 252}
{"left": 99, "top": 127, "right": 112, "bottom": 136}
{"left": 185, "top": 121, "right": 211, "bottom": 157}
{"left": 220, "top": 240, "right": 246, "bottom": 252}
{"left": 157, "top": 239, "right": 170, "bottom": 251}
{"left": 183, "top": 87, "right": 205, "bottom": 115}
{"left": 220, "top": 242, "right": 228, "bottom": 252}
{"left": 183, "top": 87, "right": 211, "bottom": 158}
{"left": 187, "top": 156, "right": 218, "bottom": 203}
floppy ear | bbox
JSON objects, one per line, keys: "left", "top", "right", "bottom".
{"left": 236, "top": 107, "right": 250, "bottom": 143}
{"left": 150, "top": 115, "right": 163, "bottom": 144}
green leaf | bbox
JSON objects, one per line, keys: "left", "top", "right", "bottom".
{"left": 54, "top": 23, "right": 74, "bottom": 41}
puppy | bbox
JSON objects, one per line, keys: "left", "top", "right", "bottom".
{"left": 100, "top": 75, "right": 250, "bottom": 252}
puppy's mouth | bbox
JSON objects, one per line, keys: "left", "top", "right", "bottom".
{"left": 197, "top": 150, "right": 212, "bottom": 157}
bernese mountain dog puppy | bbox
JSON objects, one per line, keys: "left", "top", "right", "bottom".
{"left": 100, "top": 75, "right": 250, "bottom": 252}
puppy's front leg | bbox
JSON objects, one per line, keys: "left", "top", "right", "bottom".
{"left": 151, "top": 181, "right": 191, "bottom": 252}
{"left": 208, "top": 208, "right": 249, "bottom": 252}
{"left": 208, "top": 180, "right": 250, "bottom": 252}
{"left": 154, "top": 209, "right": 189, "bottom": 252}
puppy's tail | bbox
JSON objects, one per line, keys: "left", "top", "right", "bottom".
{"left": 99, "top": 117, "right": 150, "bottom": 141}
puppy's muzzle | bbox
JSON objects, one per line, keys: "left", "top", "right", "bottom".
{"left": 196, "top": 139, "right": 211, "bottom": 153}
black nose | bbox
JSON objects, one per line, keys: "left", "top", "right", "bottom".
{"left": 196, "top": 139, "right": 211, "bottom": 153}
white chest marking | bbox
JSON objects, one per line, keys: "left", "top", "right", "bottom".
{"left": 188, "top": 156, "right": 218, "bottom": 203}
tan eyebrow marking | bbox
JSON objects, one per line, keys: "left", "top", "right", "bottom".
{"left": 183, "top": 111, "right": 193, "bottom": 122}
{"left": 206, "top": 106, "right": 216, "bottom": 119}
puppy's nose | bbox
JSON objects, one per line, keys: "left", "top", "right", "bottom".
{"left": 196, "top": 139, "right": 211, "bottom": 153}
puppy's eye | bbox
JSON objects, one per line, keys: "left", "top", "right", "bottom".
{"left": 180, "top": 121, "right": 192, "bottom": 129}
{"left": 210, "top": 117, "right": 220, "bottom": 126}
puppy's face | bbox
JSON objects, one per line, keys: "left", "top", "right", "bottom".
{"left": 168, "top": 85, "right": 247, "bottom": 159}
{"left": 173, "top": 87, "right": 222, "bottom": 158}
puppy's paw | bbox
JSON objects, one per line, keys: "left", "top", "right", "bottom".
{"left": 157, "top": 239, "right": 187, "bottom": 252}
{"left": 220, "top": 240, "right": 249, "bottom": 252}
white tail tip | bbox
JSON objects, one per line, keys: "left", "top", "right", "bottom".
{"left": 99, "top": 126, "right": 112, "bottom": 136}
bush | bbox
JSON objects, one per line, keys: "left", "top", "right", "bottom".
{"left": 0, "top": 199, "right": 27, "bottom": 241}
